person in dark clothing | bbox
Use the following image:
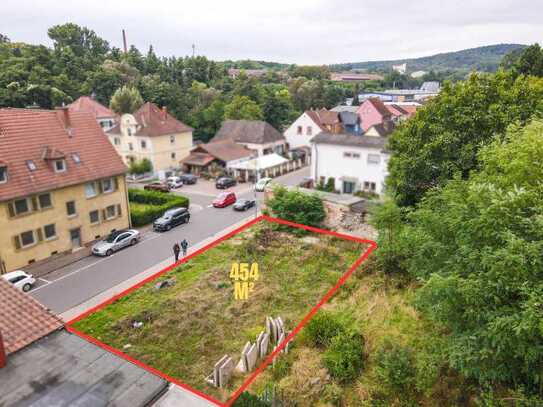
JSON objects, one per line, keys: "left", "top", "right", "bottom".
{"left": 181, "top": 239, "right": 188, "bottom": 257}
{"left": 173, "top": 242, "right": 181, "bottom": 263}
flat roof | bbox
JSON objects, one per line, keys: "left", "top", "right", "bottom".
{"left": 0, "top": 330, "right": 168, "bottom": 407}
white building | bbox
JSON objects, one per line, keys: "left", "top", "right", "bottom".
{"left": 283, "top": 110, "right": 342, "bottom": 149}
{"left": 311, "top": 132, "right": 390, "bottom": 195}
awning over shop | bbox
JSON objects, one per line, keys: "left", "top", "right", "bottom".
{"left": 228, "top": 153, "right": 288, "bottom": 171}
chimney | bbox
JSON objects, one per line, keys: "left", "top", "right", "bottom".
{"left": 55, "top": 106, "right": 72, "bottom": 136}
{"left": 0, "top": 330, "right": 6, "bottom": 368}
{"left": 162, "top": 106, "right": 168, "bottom": 121}
{"left": 122, "top": 29, "right": 128, "bottom": 54}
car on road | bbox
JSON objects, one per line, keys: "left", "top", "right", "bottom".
{"left": 213, "top": 192, "right": 237, "bottom": 208}
{"left": 255, "top": 177, "right": 272, "bottom": 192}
{"left": 144, "top": 182, "right": 171, "bottom": 193}
{"left": 215, "top": 177, "right": 237, "bottom": 189}
{"left": 153, "top": 207, "right": 190, "bottom": 231}
{"left": 179, "top": 173, "right": 198, "bottom": 185}
{"left": 233, "top": 199, "right": 256, "bottom": 211}
{"left": 92, "top": 229, "right": 141, "bottom": 256}
{"left": 166, "top": 176, "right": 183, "bottom": 189}
{"left": 2, "top": 270, "right": 36, "bottom": 292}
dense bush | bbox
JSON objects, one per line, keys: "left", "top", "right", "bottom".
{"left": 374, "top": 340, "right": 416, "bottom": 393}
{"left": 305, "top": 311, "right": 348, "bottom": 347}
{"left": 128, "top": 158, "right": 153, "bottom": 175}
{"left": 323, "top": 332, "right": 365, "bottom": 383}
{"left": 266, "top": 186, "right": 326, "bottom": 228}
{"left": 232, "top": 392, "right": 271, "bottom": 407}
{"left": 128, "top": 188, "right": 189, "bottom": 226}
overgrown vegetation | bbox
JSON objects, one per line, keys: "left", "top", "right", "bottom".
{"left": 265, "top": 186, "right": 326, "bottom": 228}
{"left": 128, "top": 158, "right": 153, "bottom": 175}
{"left": 128, "top": 188, "right": 189, "bottom": 226}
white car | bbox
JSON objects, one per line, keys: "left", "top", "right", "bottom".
{"left": 2, "top": 270, "right": 36, "bottom": 292}
{"left": 255, "top": 177, "right": 272, "bottom": 192}
{"left": 167, "top": 176, "right": 183, "bottom": 189}
{"left": 91, "top": 229, "right": 141, "bottom": 256}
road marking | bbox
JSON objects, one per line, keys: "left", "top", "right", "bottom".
{"left": 38, "top": 277, "right": 51, "bottom": 283}
{"left": 189, "top": 203, "right": 204, "bottom": 212}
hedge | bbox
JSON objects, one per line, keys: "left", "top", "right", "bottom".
{"left": 128, "top": 188, "right": 189, "bottom": 227}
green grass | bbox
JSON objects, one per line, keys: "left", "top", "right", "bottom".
{"left": 73, "top": 223, "right": 366, "bottom": 402}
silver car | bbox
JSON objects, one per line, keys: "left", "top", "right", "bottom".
{"left": 91, "top": 229, "right": 140, "bottom": 256}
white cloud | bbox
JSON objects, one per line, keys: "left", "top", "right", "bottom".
{"left": 1, "top": 0, "right": 541, "bottom": 64}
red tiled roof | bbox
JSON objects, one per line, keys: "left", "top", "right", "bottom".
{"left": 68, "top": 96, "right": 116, "bottom": 119}
{"left": 305, "top": 109, "right": 341, "bottom": 131}
{"left": 0, "top": 278, "right": 63, "bottom": 354}
{"left": 134, "top": 102, "right": 193, "bottom": 137}
{"left": 187, "top": 140, "right": 254, "bottom": 163}
{"left": 365, "top": 98, "right": 392, "bottom": 118}
{"left": 0, "top": 108, "right": 127, "bottom": 202}
{"left": 387, "top": 104, "right": 418, "bottom": 118}
{"left": 181, "top": 152, "right": 216, "bottom": 166}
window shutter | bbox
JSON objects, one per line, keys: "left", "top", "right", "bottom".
{"left": 31, "top": 196, "right": 39, "bottom": 211}
{"left": 97, "top": 181, "right": 103, "bottom": 194}
{"left": 36, "top": 228, "right": 43, "bottom": 242}
{"left": 13, "top": 235, "right": 21, "bottom": 250}
{"left": 117, "top": 204, "right": 122, "bottom": 217}
{"left": 7, "top": 202, "right": 15, "bottom": 217}
{"left": 102, "top": 209, "right": 107, "bottom": 221}
{"left": 114, "top": 177, "right": 119, "bottom": 191}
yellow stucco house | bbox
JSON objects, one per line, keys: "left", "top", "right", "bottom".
{"left": 0, "top": 107, "right": 130, "bottom": 273}
{"left": 106, "top": 102, "right": 193, "bottom": 176}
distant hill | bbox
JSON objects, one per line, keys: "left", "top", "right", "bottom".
{"left": 331, "top": 44, "right": 527, "bottom": 74}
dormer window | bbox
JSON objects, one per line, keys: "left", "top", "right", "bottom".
{"left": 72, "top": 153, "right": 81, "bottom": 164}
{"left": 0, "top": 166, "right": 7, "bottom": 183}
{"left": 26, "top": 160, "right": 37, "bottom": 171}
{"left": 54, "top": 159, "right": 66, "bottom": 173}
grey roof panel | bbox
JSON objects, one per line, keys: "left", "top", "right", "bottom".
{"left": 311, "top": 132, "right": 388, "bottom": 150}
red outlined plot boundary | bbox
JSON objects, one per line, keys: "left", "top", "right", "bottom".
{"left": 66, "top": 215, "right": 377, "bottom": 406}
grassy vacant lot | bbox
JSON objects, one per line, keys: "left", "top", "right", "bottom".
{"left": 73, "top": 222, "right": 366, "bottom": 402}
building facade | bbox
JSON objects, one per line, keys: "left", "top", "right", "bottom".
{"left": 68, "top": 96, "right": 118, "bottom": 131}
{"left": 107, "top": 102, "right": 193, "bottom": 176}
{"left": 0, "top": 108, "right": 129, "bottom": 273}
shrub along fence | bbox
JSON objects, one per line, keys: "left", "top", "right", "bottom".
{"left": 128, "top": 189, "right": 189, "bottom": 227}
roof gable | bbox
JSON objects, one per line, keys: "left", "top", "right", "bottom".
{"left": 68, "top": 96, "right": 116, "bottom": 119}
{"left": 133, "top": 102, "right": 193, "bottom": 137}
{"left": 212, "top": 120, "right": 285, "bottom": 144}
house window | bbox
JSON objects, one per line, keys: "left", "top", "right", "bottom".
{"left": 343, "top": 151, "right": 360, "bottom": 159}
{"left": 38, "top": 193, "right": 52, "bottom": 209}
{"left": 128, "top": 142, "right": 133, "bottom": 151}
{"left": 19, "top": 230, "right": 35, "bottom": 247}
{"left": 0, "top": 166, "right": 6, "bottom": 183}
{"left": 297, "top": 126, "right": 302, "bottom": 135}
{"left": 343, "top": 181, "right": 355, "bottom": 194}
{"left": 66, "top": 200, "right": 76, "bottom": 217}
{"left": 141, "top": 140, "right": 147, "bottom": 149}
{"left": 367, "top": 154, "right": 381, "bottom": 164}
{"left": 170, "top": 135, "right": 175, "bottom": 144}
{"left": 101, "top": 178, "right": 114, "bottom": 193}
{"left": 105, "top": 205, "right": 116, "bottom": 220}
{"left": 89, "top": 210, "right": 100, "bottom": 224}
{"left": 26, "top": 160, "right": 37, "bottom": 171}
{"left": 114, "top": 137, "right": 120, "bottom": 145}
{"left": 85, "top": 182, "right": 98, "bottom": 198}
{"left": 127, "top": 128, "right": 133, "bottom": 136}
{"left": 54, "top": 159, "right": 66, "bottom": 173}
{"left": 171, "top": 152, "right": 176, "bottom": 160}
{"left": 307, "top": 126, "right": 312, "bottom": 136}
{"left": 13, "top": 198, "right": 30, "bottom": 215}
{"left": 352, "top": 153, "right": 361, "bottom": 159}
{"left": 72, "top": 153, "right": 81, "bottom": 164}
{"left": 43, "top": 224, "right": 56, "bottom": 240}
{"left": 363, "top": 181, "right": 377, "bottom": 192}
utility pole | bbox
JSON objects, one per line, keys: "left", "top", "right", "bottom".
{"left": 192, "top": 44, "right": 195, "bottom": 57}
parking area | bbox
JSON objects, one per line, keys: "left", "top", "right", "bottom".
{"left": 175, "top": 178, "right": 254, "bottom": 197}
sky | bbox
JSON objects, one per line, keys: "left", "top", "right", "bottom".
{"left": 1, "top": 0, "right": 541, "bottom": 64}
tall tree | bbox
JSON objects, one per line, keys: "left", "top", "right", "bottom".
{"left": 109, "top": 85, "right": 143, "bottom": 114}
{"left": 224, "top": 95, "right": 263, "bottom": 120}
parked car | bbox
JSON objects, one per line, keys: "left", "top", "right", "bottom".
{"left": 144, "top": 182, "right": 170, "bottom": 193}
{"left": 167, "top": 176, "right": 183, "bottom": 189}
{"left": 216, "top": 177, "right": 237, "bottom": 189}
{"left": 255, "top": 177, "right": 272, "bottom": 192}
{"left": 233, "top": 199, "right": 256, "bottom": 211}
{"left": 179, "top": 173, "right": 198, "bottom": 185}
{"left": 298, "top": 177, "right": 313, "bottom": 189}
{"left": 2, "top": 270, "right": 35, "bottom": 292}
{"left": 92, "top": 229, "right": 141, "bottom": 256}
{"left": 153, "top": 207, "right": 190, "bottom": 231}
{"left": 213, "top": 192, "right": 237, "bottom": 208}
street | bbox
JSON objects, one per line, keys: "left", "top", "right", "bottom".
{"left": 30, "top": 167, "right": 309, "bottom": 314}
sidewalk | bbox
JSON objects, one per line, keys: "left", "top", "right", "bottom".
{"left": 60, "top": 214, "right": 259, "bottom": 322}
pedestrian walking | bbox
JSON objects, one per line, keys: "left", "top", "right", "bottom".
{"left": 173, "top": 242, "right": 181, "bottom": 263}
{"left": 181, "top": 239, "right": 188, "bottom": 257}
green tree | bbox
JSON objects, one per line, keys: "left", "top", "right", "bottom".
{"left": 262, "top": 88, "right": 296, "bottom": 130}
{"left": 512, "top": 43, "right": 543, "bottom": 77}
{"left": 387, "top": 72, "right": 543, "bottom": 207}
{"left": 224, "top": 95, "right": 263, "bottom": 121}
{"left": 402, "top": 120, "right": 543, "bottom": 393}
{"left": 109, "top": 85, "right": 144, "bottom": 114}
{"left": 266, "top": 186, "right": 326, "bottom": 228}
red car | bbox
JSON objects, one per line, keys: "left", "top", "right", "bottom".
{"left": 212, "top": 192, "right": 237, "bottom": 208}
{"left": 144, "top": 182, "right": 170, "bottom": 193}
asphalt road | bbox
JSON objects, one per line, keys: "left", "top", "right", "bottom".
{"left": 31, "top": 167, "right": 310, "bottom": 314}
